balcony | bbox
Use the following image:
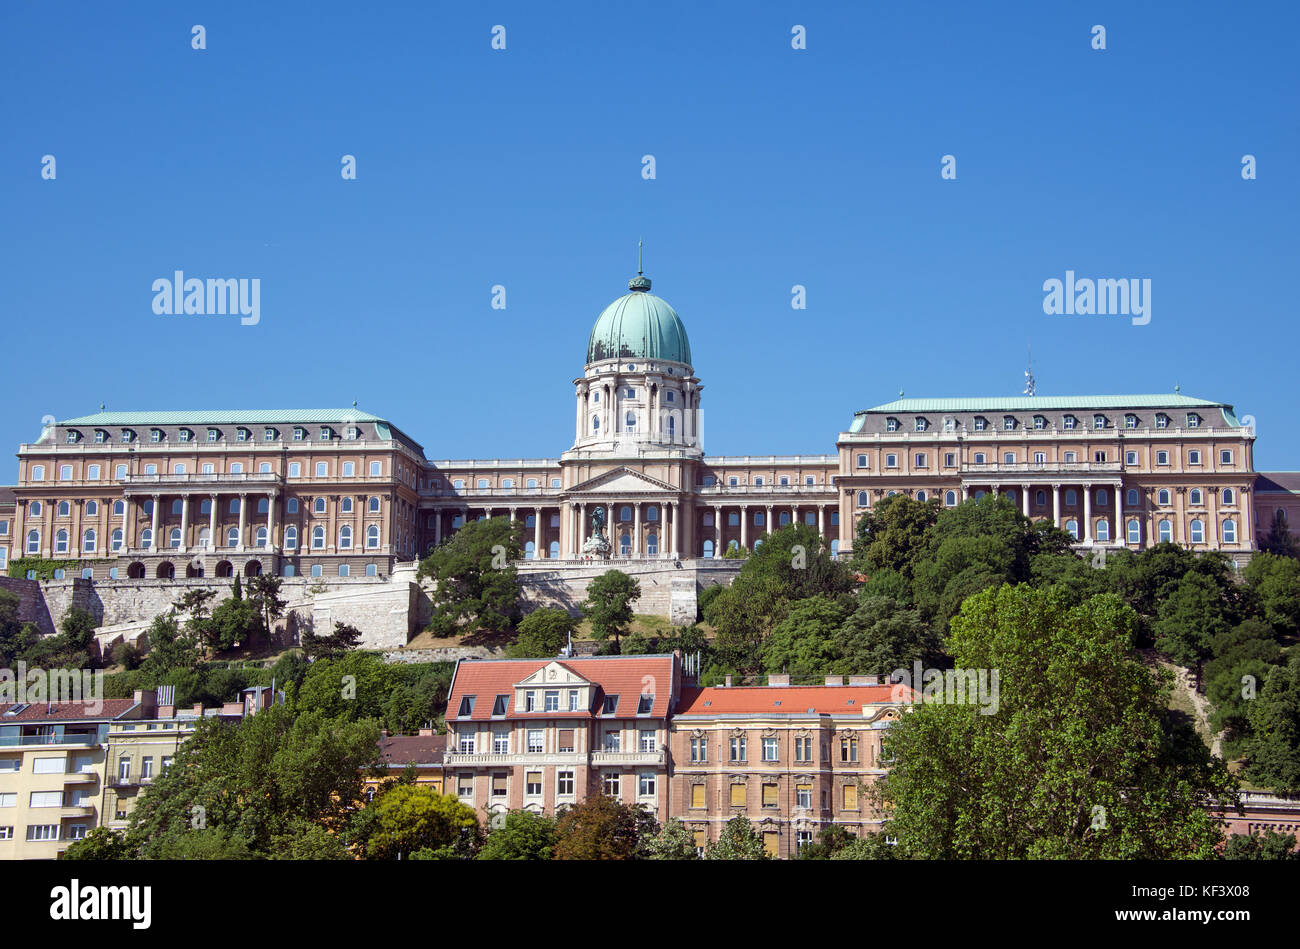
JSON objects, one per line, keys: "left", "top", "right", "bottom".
{"left": 961, "top": 461, "right": 1122, "bottom": 476}
{"left": 107, "top": 773, "right": 154, "bottom": 788}
{"left": 443, "top": 752, "right": 515, "bottom": 766}
{"left": 0, "top": 733, "right": 98, "bottom": 748}
{"left": 62, "top": 771, "right": 98, "bottom": 783}
{"left": 590, "top": 750, "right": 666, "bottom": 767}
{"left": 122, "top": 472, "right": 281, "bottom": 494}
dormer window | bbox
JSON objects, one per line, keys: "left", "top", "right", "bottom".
{"left": 1062, "top": 415, "right": 1077, "bottom": 430}
{"left": 94, "top": 429, "right": 106, "bottom": 444}
{"left": 1125, "top": 414, "right": 1138, "bottom": 429}
{"left": 293, "top": 427, "right": 306, "bottom": 441}
{"left": 150, "top": 428, "right": 163, "bottom": 443}
{"left": 65, "top": 430, "right": 79, "bottom": 444}
{"left": 1186, "top": 413, "right": 1201, "bottom": 428}
{"left": 943, "top": 418, "right": 956, "bottom": 432}
{"left": 973, "top": 416, "right": 988, "bottom": 431}
{"left": 264, "top": 427, "right": 277, "bottom": 442}
{"left": 1155, "top": 413, "right": 1169, "bottom": 429}
{"left": 1033, "top": 415, "right": 1046, "bottom": 430}
{"left": 319, "top": 427, "right": 332, "bottom": 441}
{"left": 1003, "top": 416, "right": 1016, "bottom": 431}
{"left": 1093, "top": 415, "right": 1107, "bottom": 429}
{"left": 345, "top": 427, "right": 359, "bottom": 440}
{"left": 120, "top": 429, "right": 134, "bottom": 443}
{"left": 637, "top": 694, "right": 654, "bottom": 714}
{"left": 178, "top": 428, "right": 193, "bottom": 443}
{"left": 602, "top": 695, "right": 619, "bottom": 715}
{"left": 914, "top": 417, "right": 928, "bottom": 432}
{"left": 207, "top": 428, "right": 219, "bottom": 442}
{"left": 886, "top": 417, "right": 899, "bottom": 432}
{"left": 457, "top": 695, "right": 475, "bottom": 718}
{"left": 236, "top": 428, "right": 249, "bottom": 442}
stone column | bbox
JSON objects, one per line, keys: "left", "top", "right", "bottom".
{"left": 266, "top": 493, "right": 275, "bottom": 550}
{"left": 633, "top": 503, "right": 640, "bottom": 558}
{"left": 121, "top": 499, "right": 131, "bottom": 553}
{"left": 434, "top": 509, "right": 441, "bottom": 546}
{"left": 1083, "top": 484, "right": 1093, "bottom": 544}
{"left": 237, "top": 494, "right": 247, "bottom": 552}
{"left": 534, "top": 507, "right": 543, "bottom": 558}
{"left": 149, "top": 495, "right": 159, "bottom": 552}
{"left": 208, "top": 495, "right": 218, "bottom": 549}
{"left": 180, "top": 496, "right": 190, "bottom": 552}
{"left": 1021, "top": 484, "right": 1030, "bottom": 518}
{"left": 712, "top": 505, "right": 722, "bottom": 558}
{"left": 670, "top": 502, "right": 678, "bottom": 558}
{"left": 741, "top": 505, "right": 749, "bottom": 550}
{"left": 817, "top": 504, "right": 825, "bottom": 537}
{"left": 1052, "top": 484, "right": 1061, "bottom": 527}
{"left": 578, "top": 503, "right": 587, "bottom": 555}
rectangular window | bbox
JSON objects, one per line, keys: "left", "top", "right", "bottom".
{"left": 885, "top": 454, "right": 898, "bottom": 468}
{"left": 603, "top": 772, "right": 620, "bottom": 797}
{"left": 840, "top": 737, "right": 858, "bottom": 762}
{"left": 914, "top": 453, "right": 927, "bottom": 468}
{"left": 729, "top": 736, "right": 747, "bottom": 762}
{"left": 944, "top": 452, "right": 955, "bottom": 467}
{"left": 527, "top": 729, "right": 544, "bottom": 753}
{"left": 557, "top": 771, "right": 574, "bottom": 796}
{"left": 1157, "top": 451, "right": 1169, "bottom": 465}
{"left": 794, "top": 736, "right": 812, "bottom": 762}
{"left": 1126, "top": 451, "right": 1137, "bottom": 465}
{"left": 638, "top": 773, "right": 656, "bottom": 796}
{"left": 762, "top": 737, "right": 778, "bottom": 761}
{"left": 730, "top": 783, "right": 747, "bottom": 807}
{"left": 458, "top": 777, "right": 473, "bottom": 800}
{"left": 493, "top": 729, "right": 509, "bottom": 754}
{"left": 1094, "top": 451, "right": 1107, "bottom": 463}
{"left": 544, "top": 690, "right": 559, "bottom": 712}
{"left": 639, "top": 729, "right": 657, "bottom": 753}
{"left": 691, "top": 784, "right": 706, "bottom": 809}
{"left": 525, "top": 691, "right": 536, "bottom": 712}
{"left": 843, "top": 784, "right": 859, "bottom": 810}
{"left": 762, "top": 783, "right": 779, "bottom": 807}
{"left": 0, "top": 793, "right": 15, "bottom": 807}
{"left": 558, "top": 728, "right": 575, "bottom": 753}
{"left": 457, "top": 731, "right": 475, "bottom": 754}
{"left": 568, "top": 690, "right": 580, "bottom": 711}
{"left": 26, "top": 825, "right": 59, "bottom": 841}
{"left": 140, "top": 757, "right": 154, "bottom": 780}
{"left": 526, "top": 771, "right": 542, "bottom": 796}
{"left": 796, "top": 784, "right": 812, "bottom": 809}
{"left": 29, "top": 791, "right": 63, "bottom": 808}
{"left": 763, "top": 831, "right": 780, "bottom": 857}
{"left": 690, "top": 737, "right": 707, "bottom": 762}
{"left": 604, "top": 729, "right": 621, "bottom": 753}
{"left": 1189, "top": 450, "right": 1202, "bottom": 465}
{"left": 0, "top": 827, "right": 11, "bottom": 839}
{"left": 492, "top": 773, "right": 508, "bottom": 798}
{"left": 31, "top": 757, "right": 65, "bottom": 775}
{"left": 0, "top": 759, "right": 18, "bottom": 773}
{"left": 1220, "top": 449, "right": 1233, "bottom": 464}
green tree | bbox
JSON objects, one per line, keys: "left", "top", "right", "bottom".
{"left": 507, "top": 608, "right": 579, "bottom": 658}
{"left": 60, "top": 826, "right": 132, "bottom": 860}
{"left": 417, "top": 516, "right": 524, "bottom": 636}
{"left": 139, "top": 612, "right": 201, "bottom": 678}
{"left": 829, "top": 833, "right": 898, "bottom": 859}
{"left": 1203, "top": 619, "right": 1283, "bottom": 755}
{"left": 852, "top": 493, "right": 941, "bottom": 579}
{"left": 302, "top": 621, "right": 365, "bottom": 661}
{"left": 1223, "top": 829, "right": 1298, "bottom": 860}
{"left": 795, "top": 824, "right": 856, "bottom": 859}
{"left": 269, "top": 818, "right": 352, "bottom": 860}
{"left": 246, "top": 575, "right": 288, "bottom": 642}
{"left": 1243, "top": 553, "right": 1300, "bottom": 635}
{"left": 1152, "top": 571, "right": 1232, "bottom": 671}
{"left": 1244, "top": 654, "right": 1300, "bottom": 793}
{"left": 644, "top": 818, "right": 700, "bottom": 859}
{"left": 760, "top": 595, "right": 852, "bottom": 679}
{"left": 1259, "top": 509, "right": 1299, "bottom": 559}
{"left": 552, "top": 794, "right": 646, "bottom": 860}
{"left": 581, "top": 570, "right": 641, "bottom": 653}
{"left": 705, "top": 816, "right": 768, "bottom": 860}
{"left": 367, "top": 786, "right": 482, "bottom": 860}
{"left": 836, "top": 595, "right": 939, "bottom": 676}
{"left": 477, "top": 810, "right": 558, "bottom": 860}
{"left": 876, "top": 584, "right": 1234, "bottom": 859}
{"left": 206, "top": 595, "right": 266, "bottom": 653}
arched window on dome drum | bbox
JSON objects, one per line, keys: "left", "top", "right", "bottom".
{"left": 668, "top": 417, "right": 675, "bottom": 436}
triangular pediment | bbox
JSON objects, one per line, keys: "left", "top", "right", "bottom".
{"left": 517, "top": 661, "right": 591, "bottom": 687}
{"left": 569, "top": 466, "right": 677, "bottom": 495}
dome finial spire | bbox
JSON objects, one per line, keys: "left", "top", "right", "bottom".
{"left": 628, "top": 238, "right": 651, "bottom": 291}
{"left": 637, "top": 238, "right": 643, "bottom": 275}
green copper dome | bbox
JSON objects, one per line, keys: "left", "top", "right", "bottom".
{"left": 586, "top": 275, "right": 692, "bottom": 366}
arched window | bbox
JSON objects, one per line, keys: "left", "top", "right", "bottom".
{"left": 366, "top": 525, "right": 380, "bottom": 549}
{"left": 1223, "top": 519, "right": 1237, "bottom": 543}
{"left": 26, "top": 530, "right": 39, "bottom": 554}
{"left": 754, "top": 512, "right": 765, "bottom": 526}
{"left": 916, "top": 490, "right": 927, "bottom": 501}
{"left": 256, "top": 526, "right": 268, "bottom": 547}
{"left": 857, "top": 491, "right": 868, "bottom": 508}
{"left": 702, "top": 539, "right": 714, "bottom": 558}
{"left": 524, "top": 540, "right": 536, "bottom": 560}
{"left": 1126, "top": 519, "right": 1140, "bottom": 544}
{"left": 1065, "top": 519, "right": 1079, "bottom": 540}
{"left": 58, "top": 501, "right": 70, "bottom": 517}
{"left": 1036, "top": 490, "right": 1046, "bottom": 506}
{"left": 168, "top": 500, "right": 180, "bottom": 515}
{"left": 226, "top": 527, "right": 240, "bottom": 547}
{"left": 169, "top": 528, "right": 181, "bottom": 548}
{"left": 647, "top": 534, "right": 658, "bottom": 556}
{"left": 257, "top": 498, "right": 269, "bottom": 514}
{"left": 174, "top": 464, "right": 186, "bottom": 475}
{"left": 284, "top": 526, "right": 298, "bottom": 549}
{"left": 338, "top": 564, "right": 350, "bottom": 577}
{"left": 620, "top": 533, "right": 631, "bottom": 556}
{"left": 647, "top": 506, "right": 658, "bottom": 521}
{"left": 1096, "top": 489, "right": 1108, "bottom": 506}
{"left": 229, "top": 499, "right": 240, "bottom": 514}
{"left": 55, "top": 529, "right": 69, "bottom": 553}
{"left": 287, "top": 498, "right": 299, "bottom": 514}
{"left": 86, "top": 500, "right": 98, "bottom": 516}
{"left": 1126, "top": 489, "right": 1139, "bottom": 507}
{"left": 667, "top": 417, "right": 675, "bottom": 436}
{"left": 830, "top": 539, "right": 839, "bottom": 557}
{"left": 1189, "top": 489, "right": 1202, "bottom": 506}
{"left": 260, "top": 462, "right": 272, "bottom": 473}
{"left": 974, "top": 490, "right": 986, "bottom": 500}
{"left": 231, "top": 463, "right": 243, "bottom": 474}
{"left": 592, "top": 416, "right": 600, "bottom": 432}
{"left": 1096, "top": 520, "right": 1109, "bottom": 542}
{"left": 283, "top": 564, "right": 296, "bottom": 577}
{"left": 549, "top": 541, "right": 559, "bottom": 559}
{"left": 1190, "top": 519, "right": 1204, "bottom": 543}
{"left": 369, "top": 497, "right": 380, "bottom": 513}
{"left": 1065, "top": 490, "right": 1077, "bottom": 506}
{"left": 339, "top": 525, "right": 352, "bottom": 549}
{"left": 314, "top": 498, "right": 327, "bottom": 514}
{"left": 141, "top": 528, "right": 153, "bottom": 548}
{"left": 1158, "top": 489, "right": 1171, "bottom": 505}
{"left": 945, "top": 490, "right": 957, "bottom": 506}
{"left": 111, "top": 528, "right": 123, "bottom": 552}
{"left": 620, "top": 506, "right": 632, "bottom": 522}
{"left": 197, "top": 527, "right": 210, "bottom": 548}
{"left": 311, "top": 564, "right": 323, "bottom": 578}
{"left": 1158, "top": 520, "right": 1173, "bottom": 543}
{"left": 113, "top": 500, "right": 124, "bottom": 516}
{"left": 341, "top": 497, "right": 353, "bottom": 513}
{"left": 625, "top": 412, "right": 636, "bottom": 429}
{"left": 1222, "top": 488, "right": 1235, "bottom": 505}
{"left": 83, "top": 530, "right": 96, "bottom": 553}
{"left": 30, "top": 501, "right": 41, "bottom": 517}
{"left": 312, "top": 526, "right": 325, "bottom": 549}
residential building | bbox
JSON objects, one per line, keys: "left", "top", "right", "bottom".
{"left": 364, "top": 730, "right": 446, "bottom": 801}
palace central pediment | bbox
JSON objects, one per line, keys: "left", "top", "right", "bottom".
{"left": 568, "top": 466, "right": 678, "bottom": 496}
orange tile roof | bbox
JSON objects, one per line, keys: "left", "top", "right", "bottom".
{"left": 378, "top": 734, "right": 446, "bottom": 766}
{"left": 447, "top": 655, "right": 678, "bottom": 722}
{"left": 674, "top": 685, "right": 907, "bottom": 717}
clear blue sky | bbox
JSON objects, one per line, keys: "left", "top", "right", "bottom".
{"left": 3, "top": 1, "right": 1297, "bottom": 471}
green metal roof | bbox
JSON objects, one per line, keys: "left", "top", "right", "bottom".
{"left": 857, "top": 394, "right": 1226, "bottom": 414}
{"left": 587, "top": 276, "right": 692, "bottom": 366}
{"left": 58, "top": 409, "right": 385, "bottom": 426}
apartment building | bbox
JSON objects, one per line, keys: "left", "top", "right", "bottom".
{"left": 670, "top": 677, "right": 908, "bottom": 858}
{"left": 443, "top": 655, "right": 680, "bottom": 823}
{"left": 364, "top": 731, "right": 447, "bottom": 800}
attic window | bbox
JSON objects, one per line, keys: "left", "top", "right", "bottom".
{"left": 773, "top": 701, "right": 782, "bottom": 707}
{"left": 602, "top": 695, "right": 619, "bottom": 715}
{"left": 847, "top": 699, "right": 856, "bottom": 705}
{"left": 703, "top": 701, "right": 712, "bottom": 707}
{"left": 457, "top": 695, "right": 475, "bottom": 717}
{"left": 491, "top": 694, "right": 508, "bottom": 716}
{"left": 4, "top": 704, "right": 29, "bottom": 715}
{"left": 637, "top": 694, "right": 654, "bottom": 714}
{"left": 807, "top": 708, "right": 815, "bottom": 714}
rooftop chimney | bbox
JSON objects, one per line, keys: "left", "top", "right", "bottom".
{"left": 418, "top": 727, "right": 435, "bottom": 737}
{"left": 824, "top": 675, "right": 843, "bottom": 687}
{"left": 724, "top": 675, "right": 733, "bottom": 687}
{"left": 767, "top": 674, "right": 790, "bottom": 687}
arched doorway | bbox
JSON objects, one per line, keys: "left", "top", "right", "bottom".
{"left": 186, "top": 561, "right": 204, "bottom": 578}
{"left": 245, "top": 560, "right": 263, "bottom": 577}
{"left": 702, "top": 539, "right": 714, "bottom": 558}
{"left": 127, "top": 562, "right": 146, "bottom": 579}
{"left": 155, "top": 562, "right": 174, "bottom": 579}
{"left": 215, "top": 560, "right": 234, "bottom": 578}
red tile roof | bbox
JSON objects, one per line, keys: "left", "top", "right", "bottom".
{"left": 674, "top": 685, "right": 908, "bottom": 717}
{"left": 447, "top": 655, "right": 678, "bottom": 722}
{"left": 0, "top": 699, "right": 137, "bottom": 722}
{"left": 378, "top": 734, "right": 446, "bottom": 766}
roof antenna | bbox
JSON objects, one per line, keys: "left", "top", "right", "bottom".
{"left": 1023, "top": 340, "right": 1036, "bottom": 395}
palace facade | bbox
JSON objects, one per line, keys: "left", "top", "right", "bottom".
{"left": 6, "top": 268, "right": 1273, "bottom": 580}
